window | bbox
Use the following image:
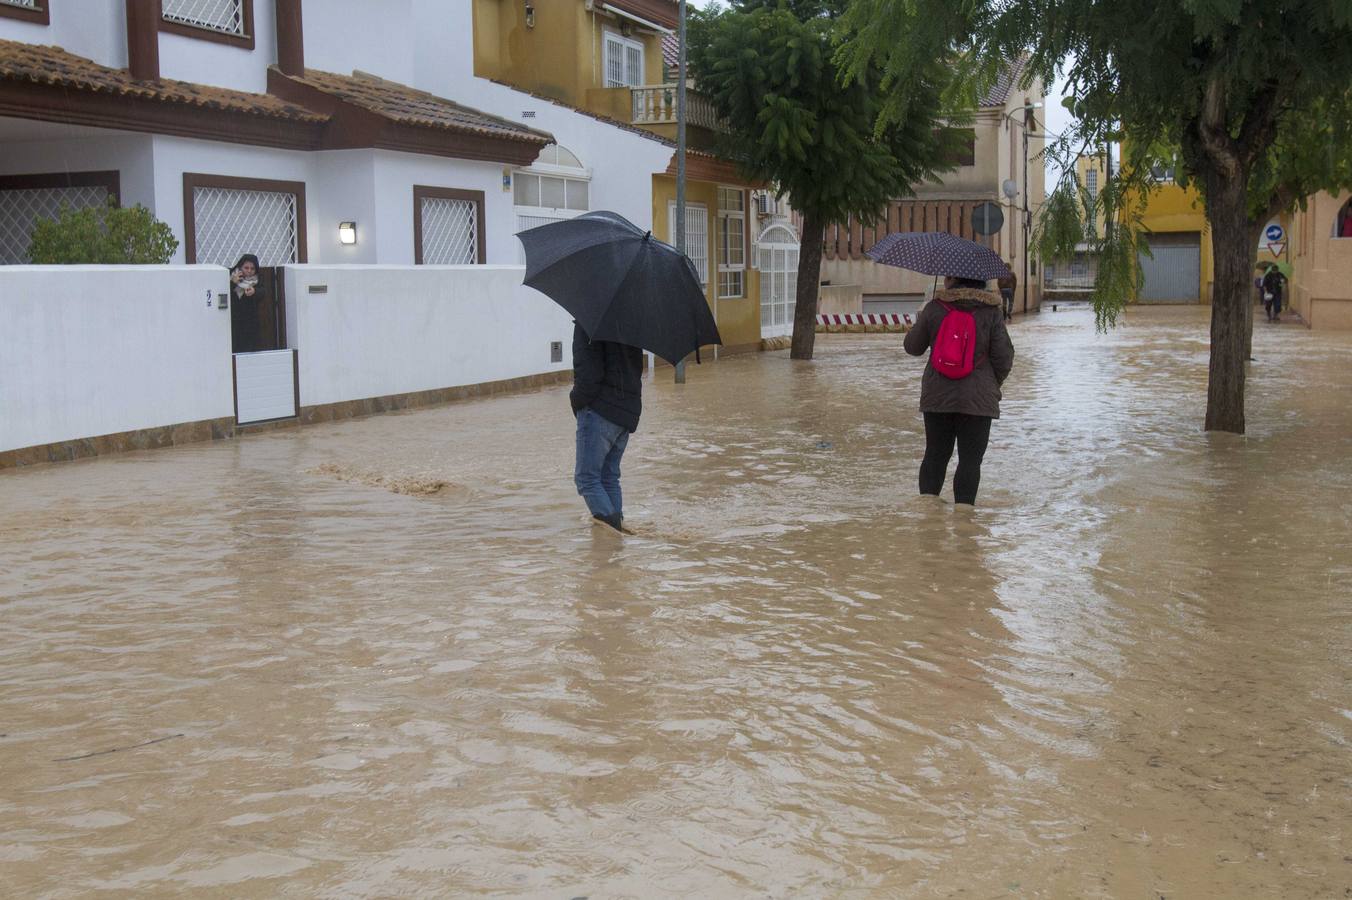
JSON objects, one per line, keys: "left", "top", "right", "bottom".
{"left": 514, "top": 173, "right": 589, "bottom": 212}
{"left": 1335, "top": 198, "right": 1352, "bottom": 239}
{"left": 717, "top": 187, "right": 746, "bottom": 299}
{"left": 938, "top": 128, "right": 976, "bottom": 167}
{"left": 0, "top": 171, "right": 119, "bottom": 265}
{"left": 0, "top": 0, "right": 49, "bottom": 25}
{"left": 415, "top": 187, "right": 485, "bottom": 265}
{"left": 160, "top": 0, "right": 254, "bottom": 49}
{"left": 604, "top": 32, "right": 645, "bottom": 87}
{"left": 183, "top": 173, "right": 306, "bottom": 266}
{"left": 513, "top": 144, "right": 591, "bottom": 256}
{"left": 1086, "top": 169, "right": 1099, "bottom": 201}
{"left": 668, "top": 201, "right": 708, "bottom": 286}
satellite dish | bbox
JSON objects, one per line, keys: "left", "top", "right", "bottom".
{"left": 1002, "top": 179, "right": 1019, "bottom": 200}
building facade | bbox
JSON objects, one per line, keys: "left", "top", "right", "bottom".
{"left": 817, "top": 58, "right": 1047, "bottom": 317}
{"left": 1288, "top": 190, "right": 1352, "bottom": 329}
{"left": 469, "top": 0, "right": 793, "bottom": 351}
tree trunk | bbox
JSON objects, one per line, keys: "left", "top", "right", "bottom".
{"left": 1202, "top": 174, "right": 1260, "bottom": 434}
{"left": 790, "top": 210, "right": 826, "bottom": 360}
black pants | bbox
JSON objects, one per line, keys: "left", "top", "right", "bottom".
{"left": 919, "top": 412, "right": 993, "bottom": 505}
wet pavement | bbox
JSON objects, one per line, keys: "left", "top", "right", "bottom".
{"left": 2, "top": 307, "right": 1349, "bottom": 898}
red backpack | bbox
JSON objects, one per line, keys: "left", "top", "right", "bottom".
{"left": 929, "top": 301, "right": 982, "bottom": 379}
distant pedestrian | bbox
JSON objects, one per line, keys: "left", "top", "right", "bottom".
{"left": 903, "top": 277, "right": 1015, "bottom": 506}
{"left": 997, "top": 267, "right": 1017, "bottom": 321}
{"left": 570, "top": 323, "right": 643, "bottom": 532}
{"left": 1262, "top": 265, "right": 1286, "bottom": 322}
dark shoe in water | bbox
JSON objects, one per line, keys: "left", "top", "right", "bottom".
{"left": 592, "top": 513, "right": 624, "bottom": 532}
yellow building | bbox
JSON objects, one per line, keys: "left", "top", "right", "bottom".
{"left": 1288, "top": 190, "right": 1352, "bottom": 329}
{"left": 472, "top": 0, "right": 776, "bottom": 354}
{"left": 1124, "top": 163, "right": 1290, "bottom": 305}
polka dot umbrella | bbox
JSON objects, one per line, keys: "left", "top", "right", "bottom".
{"left": 865, "top": 231, "right": 1012, "bottom": 281}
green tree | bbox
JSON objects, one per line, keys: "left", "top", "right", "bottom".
{"left": 27, "top": 201, "right": 178, "bottom": 265}
{"left": 839, "top": 0, "right": 1352, "bottom": 433}
{"left": 688, "top": 0, "right": 958, "bottom": 359}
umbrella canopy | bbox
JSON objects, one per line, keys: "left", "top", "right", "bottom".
{"left": 866, "top": 231, "right": 1012, "bottom": 281}
{"left": 517, "top": 210, "right": 721, "bottom": 365}
{"left": 1257, "top": 260, "right": 1293, "bottom": 278}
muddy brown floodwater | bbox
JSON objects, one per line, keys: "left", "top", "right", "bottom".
{"left": 1, "top": 307, "right": 1349, "bottom": 898}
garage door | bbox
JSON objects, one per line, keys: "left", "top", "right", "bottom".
{"left": 1138, "top": 232, "right": 1201, "bottom": 303}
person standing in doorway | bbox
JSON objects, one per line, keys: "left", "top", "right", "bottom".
{"left": 229, "top": 253, "right": 263, "bottom": 353}
{"left": 1262, "top": 264, "right": 1286, "bottom": 322}
{"left": 997, "top": 267, "right": 1017, "bottom": 322}
{"left": 571, "top": 322, "right": 643, "bottom": 532}
{"left": 903, "top": 276, "right": 1015, "bottom": 506}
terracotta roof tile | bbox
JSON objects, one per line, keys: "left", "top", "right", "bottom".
{"left": 662, "top": 33, "right": 680, "bottom": 68}
{"left": 980, "top": 55, "right": 1032, "bottom": 108}
{"left": 294, "top": 69, "right": 551, "bottom": 144}
{"left": 0, "top": 39, "right": 327, "bottom": 122}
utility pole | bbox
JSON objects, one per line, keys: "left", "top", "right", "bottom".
{"left": 1022, "top": 101, "right": 1032, "bottom": 316}
{"left": 673, "top": 0, "right": 688, "bottom": 384}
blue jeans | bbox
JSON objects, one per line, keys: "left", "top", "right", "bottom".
{"left": 574, "top": 409, "right": 629, "bottom": 519}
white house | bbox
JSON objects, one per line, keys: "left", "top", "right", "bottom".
{"left": 0, "top": 0, "right": 677, "bottom": 465}
{"left": 0, "top": 0, "right": 673, "bottom": 273}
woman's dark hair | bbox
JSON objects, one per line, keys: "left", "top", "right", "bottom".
{"left": 948, "top": 276, "right": 987, "bottom": 290}
{"left": 232, "top": 253, "right": 261, "bottom": 271}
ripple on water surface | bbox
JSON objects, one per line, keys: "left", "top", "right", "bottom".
{"left": 1, "top": 307, "right": 1349, "bottom": 897}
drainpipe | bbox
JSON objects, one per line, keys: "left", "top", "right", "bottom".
{"left": 275, "top": 0, "right": 305, "bottom": 77}
{"left": 125, "top": 0, "right": 160, "bottom": 82}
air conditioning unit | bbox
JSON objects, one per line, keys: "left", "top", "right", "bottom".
{"left": 754, "top": 192, "right": 773, "bottom": 216}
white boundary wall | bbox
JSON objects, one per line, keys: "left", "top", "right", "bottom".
{"left": 2, "top": 264, "right": 573, "bottom": 455}
{"left": 285, "top": 265, "right": 573, "bottom": 407}
{"left": 1, "top": 265, "right": 233, "bottom": 452}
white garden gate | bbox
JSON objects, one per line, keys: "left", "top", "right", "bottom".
{"left": 186, "top": 175, "right": 304, "bottom": 425}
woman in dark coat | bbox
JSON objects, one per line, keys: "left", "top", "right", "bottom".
{"left": 902, "top": 276, "right": 1015, "bottom": 505}
{"left": 229, "top": 253, "right": 263, "bottom": 353}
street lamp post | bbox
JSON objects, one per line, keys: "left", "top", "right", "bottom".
{"left": 673, "top": 0, "right": 688, "bottom": 384}
{"left": 1005, "top": 101, "right": 1043, "bottom": 317}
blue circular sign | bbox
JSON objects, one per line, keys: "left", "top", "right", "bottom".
{"left": 1265, "top": 223, "right": 1285, "bottom": 241}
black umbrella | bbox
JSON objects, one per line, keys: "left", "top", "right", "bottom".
{"left": 516, "top": 210, "right": 722, "bottom": 365}
{"left": 866, "top": 231, "right": 1012, "bottom": 281}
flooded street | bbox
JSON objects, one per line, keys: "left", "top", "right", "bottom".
{"left": 2, "top": 307, "right": 1349, "bottom": 897}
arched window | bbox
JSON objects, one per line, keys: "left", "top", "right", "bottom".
{"left": 1334, "top": 197, "right": 1352, "bottom": 239}
{"left": 513, "top": 144, "right": 590, "bottom": 243}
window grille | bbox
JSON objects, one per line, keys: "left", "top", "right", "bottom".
{"left": 1086, "top": 169, "right": 1099, "bottom": 200}
{"left": 420, "top": 197, "right": 479, "bottom": 265}
{"left": 163, "top": 0, "right": 246, "bottom": 36}
{"left": 0, "top": 185, "right": 110, "bottom": 265}
{"left": 0, "top": 1, "right": 41, "bottom": 9}
{"left": 604, "top": 33, "right": 644, "bottom": 87}
{"left": 192, "top": 186, "right": 297, "bottom": 267}
{"left": 669, "top": 202, "right": 708, "bottom": 285}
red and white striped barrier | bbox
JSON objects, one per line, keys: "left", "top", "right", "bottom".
{"left": 815, "top": 313, "right": 912, "bottom": 326}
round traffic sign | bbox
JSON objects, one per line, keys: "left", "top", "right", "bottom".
{"left": 972, "top": 201, "right": 1004, "bottom": 236}
{"left": 1265, "top": 223, "right": 1285, "bottom": 242}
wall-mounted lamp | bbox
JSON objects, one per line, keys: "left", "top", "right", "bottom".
{"left": 524, "top": 2, "right": 535, "bottom": 28}
{"left": 338, "top": 221, "right": 358, "bottom": 245}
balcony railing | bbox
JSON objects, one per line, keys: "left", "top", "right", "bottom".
{"left": 631, "top": 84, "right": 725, "bottom": 132}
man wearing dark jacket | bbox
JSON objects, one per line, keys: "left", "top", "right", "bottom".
{"left": 570, "top": 323, "right": 644, "bottom": 531}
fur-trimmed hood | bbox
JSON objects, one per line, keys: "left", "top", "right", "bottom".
{"left": 932, "top": 287, "right": 1003, "bottom": 308}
